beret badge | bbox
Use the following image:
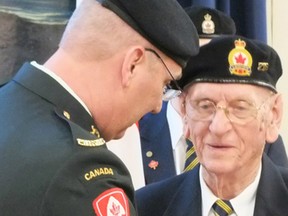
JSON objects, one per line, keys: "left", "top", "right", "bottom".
{"left": 228, "top": 39, "right": 253, "bottom": 77}
{"left": 202, "top": 13, "right": 215, "bottom": 34}
{"left": 257, "top": 62, "right": 269, "bottom": 72}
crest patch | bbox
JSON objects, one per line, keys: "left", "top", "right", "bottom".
{"left": 92, "top": 188, "right": 130, "bottom": 216}
{"left": 228, "top": 39, "right": 253, "bottom": 76}
{"left": 202, "top": 13, "right": 215, "bottom": 34}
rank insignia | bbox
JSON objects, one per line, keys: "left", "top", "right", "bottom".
{"left": 228, "top": 39, "right": 253, "bottom": 76}
{"left": 148, "top": 160, "right": 159, "bottom": 170}
{"left": 90, "top": 125, "right": 100, "bottom": 138}
{"left": 202, "top": 13, "right": 215, "bottom": 34}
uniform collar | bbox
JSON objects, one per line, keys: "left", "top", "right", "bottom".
{"left": 31, "top": 61, "right": 91, "bottom": 116}
{"left": 13, "top": 62, "right": 96, "bottom": 133}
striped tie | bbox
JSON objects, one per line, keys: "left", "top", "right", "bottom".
{"left": 212, "top": 199, "right": 234, "bottom": 216}
{"left": 183, "top": 138, "right": 199, "bottom": 172}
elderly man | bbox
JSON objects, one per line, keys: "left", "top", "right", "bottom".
{"left": 0, "top": 0, "right": 199, "bottom": 215}
{"left": 170, "top": 6, "right": 288, "bottom": 173}
{"left": 139, "top": 6, "right": 237, "bottom": 184}
{"left": 136, "top": 36, "right": 288, "bottom": 216}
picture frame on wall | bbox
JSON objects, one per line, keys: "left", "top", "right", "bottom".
{"left": 0, "top": 0, "right": 76, "bottom": 86}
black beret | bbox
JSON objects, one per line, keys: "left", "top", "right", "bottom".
{"left": 97, "top": 0, "right": 199, "bottom": 68}
{"left": 185, "top": 6, "right": 236, "bottom": 38}
{"left": 178, "top": 35, "right": 282, "bottom": 92}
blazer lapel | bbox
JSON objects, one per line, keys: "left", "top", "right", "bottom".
{"left": 254, "top": 155, "right": 288, "bottom": 216}
{"left": 164, "top": 167, "right": 202, "bottom": 216}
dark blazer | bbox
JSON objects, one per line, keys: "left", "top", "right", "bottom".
{"left": 136, "top": 154, "right": 288, "bottom": 216}
{"left": 139, "top": 101, "right": 176, "bottom": 184}
{"left": 0, "top": 63, "right": 136, "bottom": 216}
{"left": 139, "top": 104, "right": 288, "bottom": 184}
{"left": 265, "top": 135, "right": 288, "bottom": 167}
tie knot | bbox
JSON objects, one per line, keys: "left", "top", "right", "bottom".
{"left": 212, "top": 199, "right": 234, "bottom": 216}
{"left": 185, "top": 138, "right": 193, "bottom": 148}
{"left": 183, "top": 138, "right": 199, "bottom": 172}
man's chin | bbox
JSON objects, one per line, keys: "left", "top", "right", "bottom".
{"left": 113, "top": 130, "right": 127, "bottom": 140}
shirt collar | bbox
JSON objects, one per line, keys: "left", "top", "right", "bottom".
{"left": 166, "top": 101, "right": 183, "bottom": 149}
{"left": 200, "top": 163, "right": 262, "bottom": 216}
{"left": 231, "top": 162, "right": 261, "bottom": 216}
{"left": 30, "top": 61, "right": 91, "bottom": 115}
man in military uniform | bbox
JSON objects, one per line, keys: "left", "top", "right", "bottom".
{"left": 0, "top": 0, "right": 199, "bottom": 215}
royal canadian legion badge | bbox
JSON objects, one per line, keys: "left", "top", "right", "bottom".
{"left": 228, "top": 39, "right": 253, "bottom": 76}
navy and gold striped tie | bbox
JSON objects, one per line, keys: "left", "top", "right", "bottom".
{"left": 212, "top": 199, "right": 234, "bottom": 216}
{"left": 183, "top": 139, "right": 199, "bottom": 172}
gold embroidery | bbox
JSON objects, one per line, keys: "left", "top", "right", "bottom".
{"left": 84, "top": 167, "right": 114, "bottom": 181}
{"left": 90, "top": 125, "right": 100, "bottom": 138}
{"left": 77, "top": 138, "right": 105, "bottom": 147}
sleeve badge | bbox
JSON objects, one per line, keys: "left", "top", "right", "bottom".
{"left": 92, "top": 188, "right": 130, "bottom": 216}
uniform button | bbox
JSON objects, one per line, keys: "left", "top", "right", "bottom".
{"left": 146, "top": 151, "right": 153, "bottom": 157}
{"left": 63, "top": 111, "right": 70, "bottom": 119}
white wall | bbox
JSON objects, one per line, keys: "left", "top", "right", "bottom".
{"left": 267, "top": 0, "right": 288, "bottom": 150}
{"left": 76, "top": 0, "right": 83, "bottom": 7}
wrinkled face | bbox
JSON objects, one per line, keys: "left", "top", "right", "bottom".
{"left": 184, "top": 83, "right": 274, "bottom": 175}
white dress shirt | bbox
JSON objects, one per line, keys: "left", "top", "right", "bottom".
{"left": 200, "top": 164, "right": 262, "bottom": 216}
{"left": 167, "top": 101, "right": 187, "bottom": 174}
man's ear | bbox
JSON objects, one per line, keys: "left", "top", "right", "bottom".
{"left": 171, "top": 93, "right": 187, "bottom": 118}
{"left": 120, "top": 46, "right": 145, "bottom": 87}
{"left": 265, "top": 94, "right": 283, "bottom": 143}
{"left": 182, "top": 114, "right": 191, "bottom": 139}
{"left": 171, "top": 94, "right": 186, "bottom": 118}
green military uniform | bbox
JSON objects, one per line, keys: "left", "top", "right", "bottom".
{"left": 0, "top": 63, "right": 136, "bottom": 215}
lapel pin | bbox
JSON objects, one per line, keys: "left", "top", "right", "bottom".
{"left": 148, "top": 160, "right": 159, "bottom": 170}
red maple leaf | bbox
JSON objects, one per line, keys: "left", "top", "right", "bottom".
{"left": 235, "top": 53, "right": 246, "bottom": 64}
{"left": 204, "top": 23, "right": 211, "bottom": 28}
{"left": 148, "top": 160, "right": 159, "bottom": 170}
{"left": 110, "top": 202, "right": 120, "bottom": 215}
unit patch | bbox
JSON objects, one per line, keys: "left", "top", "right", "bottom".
{"left": 92, "top": 188, "right": 130, "bottom": 216}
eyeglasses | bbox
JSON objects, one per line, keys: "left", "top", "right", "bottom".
{"left": 145, "top": 48, "right": 182, "bottom": 101}
{"left": 186, "top": 96, "right": 273, "bottom": 125}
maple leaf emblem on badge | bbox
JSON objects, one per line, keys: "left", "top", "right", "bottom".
{"left": 110, "top": 202, "right": 120, "bottom": 215}
{"left": 108, "top": 196, "right": 126, "bottom": 216}
{"left": 235, "top": 53, "right": 246, "bottom": 64}
{"left": 228, "top": 39, "right": 252, "bottom": 76}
